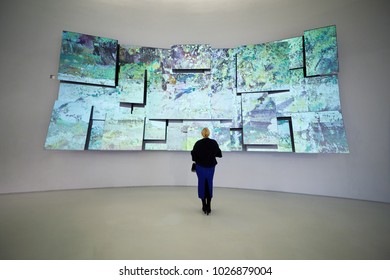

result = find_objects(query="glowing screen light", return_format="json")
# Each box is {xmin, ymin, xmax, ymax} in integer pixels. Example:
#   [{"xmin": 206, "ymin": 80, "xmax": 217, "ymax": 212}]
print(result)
[
  {"xmin": 304, "ymin": 25, "xmax": 339, "ymax": 76},
  {"xmin": 237, "ymin": 41, "xmax": 290, "ymax": 92},
  {"xmin": 58, "ymin": 31, "xmax": 117, "ymax": 86},
  {"xmin": 46, "ymin": 26, "xmax": 349, "ymax": 153},
  {"xmin": 44, "ymin": 100, "xmax": 91, "ymax": 150}
]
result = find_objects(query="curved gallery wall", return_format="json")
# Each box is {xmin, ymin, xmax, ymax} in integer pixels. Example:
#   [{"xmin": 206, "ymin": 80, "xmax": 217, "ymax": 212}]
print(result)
[{"xmin": 0, "ymin": 0, "xmax": 389, "ymax": 203}]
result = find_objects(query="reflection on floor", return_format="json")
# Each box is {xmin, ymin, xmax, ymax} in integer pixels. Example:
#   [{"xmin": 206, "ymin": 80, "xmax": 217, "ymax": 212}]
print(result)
[{"xmin": 1, "ymin": 186, "xmax": 390, "ymax": 260}]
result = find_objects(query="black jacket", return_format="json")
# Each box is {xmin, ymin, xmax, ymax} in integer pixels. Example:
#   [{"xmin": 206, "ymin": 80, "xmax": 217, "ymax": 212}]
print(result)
[{"xmin": 191, "ymin": 138, "xmax": 222, "ymax": 167}]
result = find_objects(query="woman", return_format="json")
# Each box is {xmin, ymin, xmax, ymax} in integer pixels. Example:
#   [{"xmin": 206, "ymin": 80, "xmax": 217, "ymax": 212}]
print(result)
[{"xmin": 191, "ymin": 128, "xmax": 222, "ymax": 215}]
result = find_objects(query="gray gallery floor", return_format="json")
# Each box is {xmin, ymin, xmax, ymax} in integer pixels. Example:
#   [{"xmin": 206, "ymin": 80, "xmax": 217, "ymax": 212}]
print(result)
[{"xmin": 0, "ymin": 186, "xmax": 390, "ymax": 260}]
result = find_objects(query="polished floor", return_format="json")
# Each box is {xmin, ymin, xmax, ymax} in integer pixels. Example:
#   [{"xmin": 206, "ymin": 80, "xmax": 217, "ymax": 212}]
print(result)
[{"xmin": 0, "ymin": 186, "xmax": 389, "ymax": 260}]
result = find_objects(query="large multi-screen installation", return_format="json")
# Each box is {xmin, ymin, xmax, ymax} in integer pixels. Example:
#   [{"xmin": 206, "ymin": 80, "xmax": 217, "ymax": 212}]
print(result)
[{"xmin": 45, "ymin": 26, "xmax": 349, "ymax": 153}]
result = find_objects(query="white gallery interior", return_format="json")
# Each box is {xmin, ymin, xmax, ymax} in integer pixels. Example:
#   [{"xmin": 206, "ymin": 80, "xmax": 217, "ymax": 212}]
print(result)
[{"xmin": 0, "ymin": 0, "xmax": 389, "ymax": 203}]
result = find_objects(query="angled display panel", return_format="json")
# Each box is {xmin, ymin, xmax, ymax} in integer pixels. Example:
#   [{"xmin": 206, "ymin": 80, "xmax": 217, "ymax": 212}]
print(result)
[
  {"xmin": 306, "ymin": 74, "xmax": 341, "ymax": 112},
  {"xmin": 101, "ymin": 109, "xmax": 145, "ymax": 151},
  {"xmin": 242, "ymin": 93, "xmax": 278, "ymax": 145},
  {"xmin": 58, "ymin": 31, "xmax": 117, "ymax": 86},
  {"xmin": 277, "ymin": 117, "xmax": 294, "ymax": 152},
  {"xmin": 44, "ymin": 100, "xmax": 91, "ymax": 150},
  {"xmin": 166, "ymin": 122, "xmax": 188, "ymax": 151},
  {"xmin": 144, "ymin": 120, "xmax": 167, "ymax": 141},
  {"xmin": 304, "ymin": 25, "xmax": 339, "ymax": 76},
  {"xmin": 117, "ymin": 67, "xmax": 145, "ymax": 104},
  {"xmin": 292, "ymin": 111, "xmax": 349, "ymax": 153}
]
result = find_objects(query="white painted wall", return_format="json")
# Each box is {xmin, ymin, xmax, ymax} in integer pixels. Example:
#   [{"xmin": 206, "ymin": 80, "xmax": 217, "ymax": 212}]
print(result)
[{"xmin": 0, "ymin": 0, "xmax": 389, "ymax": 202}]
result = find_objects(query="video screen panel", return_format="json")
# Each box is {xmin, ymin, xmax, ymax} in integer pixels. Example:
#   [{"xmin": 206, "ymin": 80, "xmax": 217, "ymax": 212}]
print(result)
[
  {"xmin": 166, "ymin": 122, "xmax": 188, "ymax": 151},
  {"xmin": 144, "ymin": 120, "xmax": 167, "ymax": 140},
  {"xmin": 274, "ymin": 69, "xmax": 341, "ymax": 115},
  {"xmin": 304, "ymin": 25, "xmax": 339, "ymax": 76},
  {"xmin": 117, "ymin": 64, "xmax": 145, "ymax": 104},
  {"xmin": 44, "ymin": 100, "xmax": 91, "ymax": 150},
  {"xmin": 237, "ymin": 41, "xmax": 290, "ymax": 93},
  {"xmin": 101, "ymin": 112, "xmax": 145, "ymax": 151},
  {"xmin": 292, "ymin": 111, "xmax": 349, "ymax": 153},
  {"xmin": 242, "ymin": 92, "xmax": 278, "ymax": 145},
  {"xmin": 306, "ymin": 74, "xmax": 341, "ymax": 112},
  {"xmin": 58, "ymin": 31, "xmax": 117, "ymax": 86}
]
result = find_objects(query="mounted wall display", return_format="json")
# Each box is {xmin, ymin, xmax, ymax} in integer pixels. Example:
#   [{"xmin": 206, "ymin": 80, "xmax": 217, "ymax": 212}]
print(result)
[
  {"xmin": 45, "ymin": 26, "xmax": 349, "ymax": 153},
  {"xmin": 57, "ymin": 31, "xmax": 118, "ymax": 86},
  {"xmin": 45, "ymin": 100, "xmax": 91, "ymax": 150},
  {"xmin": 304, "ymin": 25, "xmax": 339, "ymax": 76}
]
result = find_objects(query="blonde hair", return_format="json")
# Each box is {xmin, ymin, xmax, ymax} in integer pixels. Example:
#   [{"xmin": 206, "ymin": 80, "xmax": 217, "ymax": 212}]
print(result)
[{"xmin": 201, "ymin": 127, "xmax": 210, "ymax": 138}]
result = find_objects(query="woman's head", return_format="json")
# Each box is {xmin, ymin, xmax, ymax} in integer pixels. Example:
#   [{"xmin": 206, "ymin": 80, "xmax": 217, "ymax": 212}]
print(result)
[{"xmin": 201, "ymin": 127, "xmax": 210, "ymax": 138}]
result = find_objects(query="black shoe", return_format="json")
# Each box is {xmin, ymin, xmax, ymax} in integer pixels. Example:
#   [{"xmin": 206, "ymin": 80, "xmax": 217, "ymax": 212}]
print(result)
[
  {"xmin": 202, "ymin": 199, "xmax": 207, "ymax": 214},
  {"xmin": 206, "ymin": 199, "xmax": 211, "ymax": 215}
]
